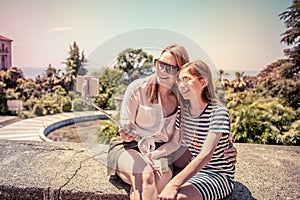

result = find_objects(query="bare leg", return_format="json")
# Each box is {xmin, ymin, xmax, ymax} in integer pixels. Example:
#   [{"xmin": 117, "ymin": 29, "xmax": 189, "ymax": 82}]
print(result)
[
  {"xmin": 117, "ymin": 149, "xmax": 171, "ymax": 200},
  {"xmin": 154, "ymin": 167, "xmax": 172, "ymax": 193},
  {"xmin": 176, "ymin": 183, "xmax": 203, "ymax": 200}
]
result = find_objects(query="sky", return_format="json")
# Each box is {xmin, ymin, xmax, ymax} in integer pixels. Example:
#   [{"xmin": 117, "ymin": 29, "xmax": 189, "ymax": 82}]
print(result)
[{"xmin": 0, "ymin": 0, "xmax": 293, "ymax": 72}]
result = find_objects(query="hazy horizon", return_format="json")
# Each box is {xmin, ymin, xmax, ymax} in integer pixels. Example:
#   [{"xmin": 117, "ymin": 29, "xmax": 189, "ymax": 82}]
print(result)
[{"xmin": 1, "ymin": 0, "xmax": 292, "ymax": 71}]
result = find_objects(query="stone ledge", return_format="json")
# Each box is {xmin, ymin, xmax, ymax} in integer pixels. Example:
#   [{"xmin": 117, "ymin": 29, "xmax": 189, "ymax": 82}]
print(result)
[
  {"xmin": 0, "ymin": 140, "xmax": 128, "ymax": 200},
  {"xmin": 0, "ymin": 140, "xmax": 299, "ymax": 200}
]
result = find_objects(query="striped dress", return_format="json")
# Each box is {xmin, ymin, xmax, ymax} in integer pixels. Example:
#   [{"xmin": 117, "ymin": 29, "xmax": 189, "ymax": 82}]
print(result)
[{"xmin": 179, "ymin": 103, "xmax": 235, "ymax": 200}]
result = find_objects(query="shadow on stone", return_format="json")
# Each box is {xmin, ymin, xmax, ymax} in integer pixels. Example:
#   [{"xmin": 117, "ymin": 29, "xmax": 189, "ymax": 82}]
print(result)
[
  {"xmin": 109, "ymin": 174, "xmax": 256, "ymax": 200},
  {"xmin": 109, "ymin": 175, "xmax": 131, "ymax": 196},
  {"xmin": 223, "ymin": 181, "xmax": 256, "ymax": 200}
]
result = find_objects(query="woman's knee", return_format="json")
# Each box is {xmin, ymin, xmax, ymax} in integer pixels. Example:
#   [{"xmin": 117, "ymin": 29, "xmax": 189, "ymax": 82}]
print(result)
[{"xmin": 134, "ymin": 171, "xmax": 156, "ymax": 185}]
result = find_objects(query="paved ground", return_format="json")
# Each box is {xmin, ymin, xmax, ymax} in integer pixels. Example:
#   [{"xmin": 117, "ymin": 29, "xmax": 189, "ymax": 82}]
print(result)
[{"xmin": 0, "ymin": 111, "xmax": 106, "ymax": 141}]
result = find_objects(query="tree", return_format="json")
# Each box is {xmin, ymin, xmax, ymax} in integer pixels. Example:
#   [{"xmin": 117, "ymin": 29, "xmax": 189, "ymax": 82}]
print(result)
[
  {"xmin": 63, "ymin": 42, "xmax": 88, "ymax": 91},
  {"xmin": 6, "ymin": 67, "xmax": 25, "ymax": 88},
  {"xmin": 94, "ymin": 48, "xmax": 154, "ymax": 110},
  {"xmin": 114, "ymin": 48, "xmax": 154, "ymax": 83},
  {"xmin": 95, "ymin": 67, "xmax": 123, "ymax": 109},
  {"xmin": 40, "ymin": 64, "xmax": 62, "ymax": 93},
  {"xmin": 279, "ymin": 0, "xmax": 300, "ymax": 78},
  {"xmin": 64, "ymin": 41, "xmax": 87, "ymax": 76}
]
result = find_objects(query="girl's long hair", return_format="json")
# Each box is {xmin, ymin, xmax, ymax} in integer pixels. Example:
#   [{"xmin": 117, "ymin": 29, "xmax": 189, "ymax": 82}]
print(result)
[{"xmin": 181, "ymin": 60, "xmax": 219, "ymax": 105}]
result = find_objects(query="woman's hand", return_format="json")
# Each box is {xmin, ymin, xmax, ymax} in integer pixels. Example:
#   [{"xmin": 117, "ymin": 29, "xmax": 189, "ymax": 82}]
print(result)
[
  {"xmin": 119, "ymin": 130, "xmax": 136, "ymax": 142},
  {"xmin": 224, "ymin": 139, "xmax": 237, "ymax": 164},
  {"xmin": 119, "ymin": 121, "xmax": 137, "ymax": 142}
]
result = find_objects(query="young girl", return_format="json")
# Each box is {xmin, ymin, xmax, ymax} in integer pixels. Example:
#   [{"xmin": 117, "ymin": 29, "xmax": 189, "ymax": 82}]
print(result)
[{"xmin": 159, "ymin": 60, "xmax": 235, "ymax": 200}]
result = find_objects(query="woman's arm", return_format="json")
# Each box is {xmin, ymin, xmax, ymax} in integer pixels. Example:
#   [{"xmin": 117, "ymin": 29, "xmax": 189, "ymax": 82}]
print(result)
[
  {"xmin": 118, "ymin": 82, "xmax": 139, "ymax": 141},
  {"xmin": 158, "ymin": 132, "xmax": 222, "ymax": 199},
  {"xmin": 224, "ymin": 138, "xmax": 237, "ymax": 164}
]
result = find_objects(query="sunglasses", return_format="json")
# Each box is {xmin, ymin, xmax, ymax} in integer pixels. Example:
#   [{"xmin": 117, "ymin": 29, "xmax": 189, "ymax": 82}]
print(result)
[{"xmin": 154, "ymin": 59, "xmax": 179, "ymax": 75}]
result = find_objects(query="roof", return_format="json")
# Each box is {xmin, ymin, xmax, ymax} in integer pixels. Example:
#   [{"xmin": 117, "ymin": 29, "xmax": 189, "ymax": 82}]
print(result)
[{"xmin": 0, "ymin": 35, "xmax": 13, "ymax": 42}]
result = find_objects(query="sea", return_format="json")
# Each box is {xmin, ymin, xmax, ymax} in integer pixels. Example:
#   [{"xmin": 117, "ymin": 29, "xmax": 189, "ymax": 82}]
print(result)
[{"xmin": 21, "ymin": 66, "xmax": 260, "ymax": 81}]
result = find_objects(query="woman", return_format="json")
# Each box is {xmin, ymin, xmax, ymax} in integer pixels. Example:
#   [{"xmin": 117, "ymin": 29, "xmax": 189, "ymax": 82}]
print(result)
[
  {"xmin": 108, "ymin": 44, "xmax": 190, "ymax": 200},
  {"xmin": 159, "ymin": 60, "xmax": 235, "ymax": 200}
]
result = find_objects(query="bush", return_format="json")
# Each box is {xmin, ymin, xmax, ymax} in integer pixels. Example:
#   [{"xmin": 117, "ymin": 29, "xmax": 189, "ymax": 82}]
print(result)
[
  {"xmin": 96, "ymin": 120, "xmax": 118, "ymax": 144},
  {"xmin": 228, "ymin": 92, "xmax": 299, "ymax": 145},
  {"xmin": 60, "ymin": 96, "xmax": 72, "ymax": 112},
  {"xmin": 72, "ymin": 98, "xmax": 92, "ymax": 111},
  {"xmin": 33, "ymin": 104, "xmax": 46, "ymax": 116},
  {"xmin": 19, "ymin": 110, "xmax": 36, "ymax": 119}
]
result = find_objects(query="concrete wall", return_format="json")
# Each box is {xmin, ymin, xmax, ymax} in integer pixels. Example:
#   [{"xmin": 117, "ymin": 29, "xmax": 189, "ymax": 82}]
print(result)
[{"xmin": 0, "ymin": 140, "xmax": 299, "ymax": 200}]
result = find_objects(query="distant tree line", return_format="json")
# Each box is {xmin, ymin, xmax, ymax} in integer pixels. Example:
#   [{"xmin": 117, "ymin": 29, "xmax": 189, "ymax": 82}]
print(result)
[{"xmin": 0, "ymin": 42, "xmax": 91, "ymax": 117}]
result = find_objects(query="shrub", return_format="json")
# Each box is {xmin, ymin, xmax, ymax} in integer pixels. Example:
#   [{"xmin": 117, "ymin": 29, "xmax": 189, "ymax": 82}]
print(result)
[
  {"xmin": 19, "ymin": 110, "xmax": 36, "ymax": 119},
  {"xmin": 72, "ymin": 98, "xmax": 92, "ymax": 111},
  {"xmin": 96, "ymin": 120, "xmax": 118, "ymax": 144},
  {"xmin": 60, "ymin": 96, "xmax": 72, "ymax": 112},
  {"xmin": 33, "ymin": 104, "xmax": 46, "ymax": 116}
]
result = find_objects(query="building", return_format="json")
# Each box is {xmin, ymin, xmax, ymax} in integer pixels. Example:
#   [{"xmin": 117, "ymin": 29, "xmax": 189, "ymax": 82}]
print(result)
[{"xmin": 0, "ymin": 35, "xmax": 13, "ymax": 70}]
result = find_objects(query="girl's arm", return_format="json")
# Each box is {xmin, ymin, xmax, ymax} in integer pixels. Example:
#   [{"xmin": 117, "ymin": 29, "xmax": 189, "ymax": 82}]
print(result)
[
  {"xmin": 158, "ymin": 131, "xmax": 222, "ymax": 199},
  {"xmin": 151, "ymin": 128, "xmax": 181, "ymax": 160}
]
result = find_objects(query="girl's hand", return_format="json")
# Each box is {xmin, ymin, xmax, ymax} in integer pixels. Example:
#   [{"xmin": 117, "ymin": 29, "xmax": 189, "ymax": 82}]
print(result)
[
  {"xmin": 224, "ymin": 139, "xmax": 237, "ymax": 164},
  {"xmin": 158, "ymin": 184, "xmax": 179, "ymax": 200},
  {"xmin": 144, "ymin": 152, "xmax": 160, "ymax": 171}
]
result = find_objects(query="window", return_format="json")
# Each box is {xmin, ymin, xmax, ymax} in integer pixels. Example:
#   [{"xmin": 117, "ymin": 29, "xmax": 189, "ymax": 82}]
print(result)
[{"xmin": 1, "ymin": 55, "xmax": 6, "ymax": 70}]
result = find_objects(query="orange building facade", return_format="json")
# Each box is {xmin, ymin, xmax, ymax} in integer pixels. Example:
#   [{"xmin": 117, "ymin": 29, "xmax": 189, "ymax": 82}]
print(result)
[{"xmin": 0, "ymin": 35, "xmax": 13, "ymax": 70}]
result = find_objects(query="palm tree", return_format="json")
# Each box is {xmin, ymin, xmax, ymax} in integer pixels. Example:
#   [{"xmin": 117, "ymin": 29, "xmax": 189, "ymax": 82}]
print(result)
[{"xmin": 231, "ymin": 71, "xmax": 247, "ymax": 92}]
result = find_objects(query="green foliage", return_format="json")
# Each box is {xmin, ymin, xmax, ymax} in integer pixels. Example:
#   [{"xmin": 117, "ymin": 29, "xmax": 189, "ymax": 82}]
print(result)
[
  {"xmin": 279, "ymin": 0, "xmax": 300, "ymax": 68},
  {"xmin": 60, "ymin": 96, "xmax": 72, "ymax": 112},
  {"xmin": 19, "ymin": 110, "xmax": 36, "ymax": 119},
  {"xmin": 72, "ymin": 98, "xmax": 91, "ymax": 111},
  {"xmin": 115, "ymin": 48, "xmax": 154, "ymax": 84},
  {"xmin": 227, "ymin": 90, "xmax": 299, "ymax": 145},
  {"xmin": 95, "ymin": 67, "xmax": 123, "ymax": 109},
  {"xmin": 94, "ymin": 48, "xmax": 154, "ymax": 110},
  {"xmin": 96, "ymin": 120, "xmax": 119, "ymax": 144},
  {"xmin": 6, "ymin": 88, "xmax": 20, "ymax": 99},
  {"xmin": 0, "ymin": 81, "xmax": 8, "ymax": 113},
  {"xmin": 65, "ymin": 41, "xmax": 88, "ymax": 75},
  {"xmin": 255, "ymin": 59, "xmax": 300, "ymax": 109},
  {"xmin": 33, "ymin": 104, "xmax": 46, "ymax": 116}
]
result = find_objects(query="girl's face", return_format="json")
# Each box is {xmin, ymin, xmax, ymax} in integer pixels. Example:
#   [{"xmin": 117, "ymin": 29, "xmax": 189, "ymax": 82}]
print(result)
[
  {"xmin": 156, "ymin": 52, "xmax": 179, "ymax": 89},
  {"xmin": 177, "ymin": 68, "xmax": 207, "ymax": 101}
]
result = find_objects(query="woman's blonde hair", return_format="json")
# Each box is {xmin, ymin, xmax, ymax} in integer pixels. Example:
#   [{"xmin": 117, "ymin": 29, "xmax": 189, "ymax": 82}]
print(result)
[{"xmin": 146, "ymin": 44, "xmax": 190, "ymax": 104}]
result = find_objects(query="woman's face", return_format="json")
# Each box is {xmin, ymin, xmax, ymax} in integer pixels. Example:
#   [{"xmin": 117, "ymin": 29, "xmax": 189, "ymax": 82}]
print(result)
[
  {"xmin": 177, "ymin": 68, "xmax": 206, "ymax": 101},
  {"xmin": 156, "ymin": 51, "xmax": 179, "ymax": 89}
]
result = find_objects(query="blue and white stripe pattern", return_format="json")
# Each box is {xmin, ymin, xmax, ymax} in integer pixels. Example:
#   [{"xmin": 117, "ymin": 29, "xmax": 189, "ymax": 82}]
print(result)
[{"xmin": 180, "ymin": 103, "xmax": 235, "ymax": 200}]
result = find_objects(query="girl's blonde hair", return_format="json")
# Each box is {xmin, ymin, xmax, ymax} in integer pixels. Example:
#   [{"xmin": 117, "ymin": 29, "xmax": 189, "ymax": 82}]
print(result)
[{"xmin": 181, "ymin": 60, "xmax": 218, "ymax": 104}]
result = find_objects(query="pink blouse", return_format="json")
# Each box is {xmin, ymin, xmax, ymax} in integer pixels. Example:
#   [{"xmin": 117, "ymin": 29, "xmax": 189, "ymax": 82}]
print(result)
[{"xmin": 120, "ymin": 76, "xmax": 178, "ymax": 142}]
